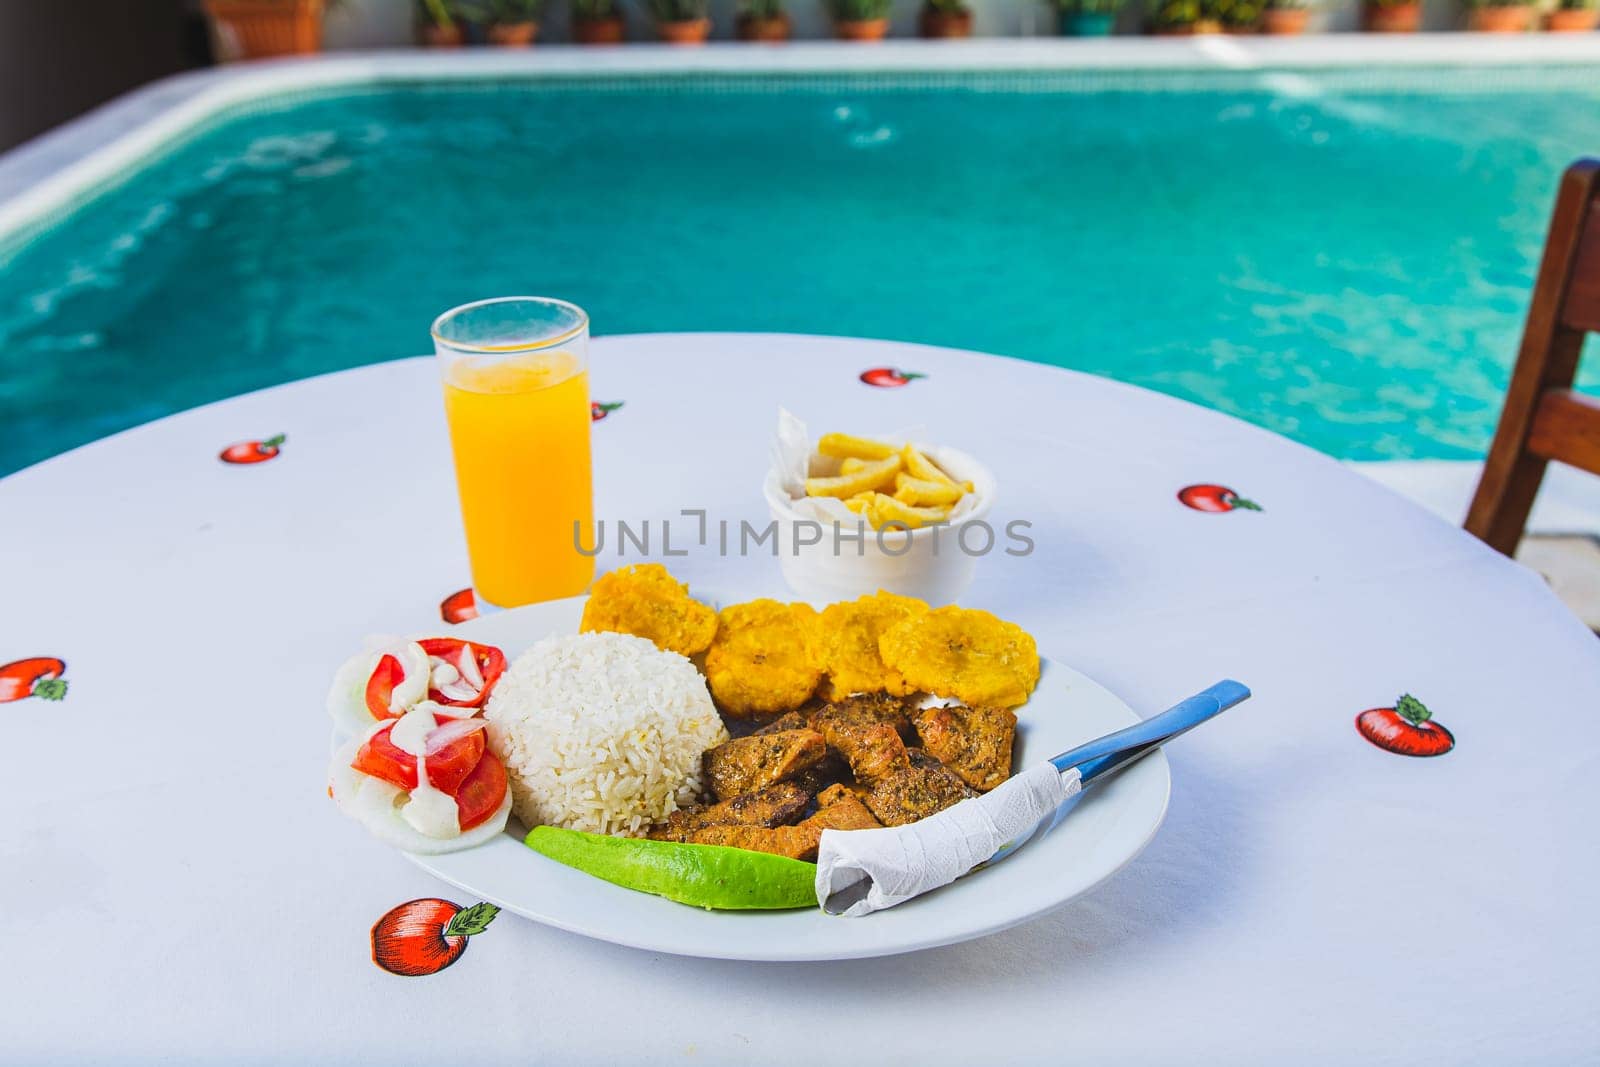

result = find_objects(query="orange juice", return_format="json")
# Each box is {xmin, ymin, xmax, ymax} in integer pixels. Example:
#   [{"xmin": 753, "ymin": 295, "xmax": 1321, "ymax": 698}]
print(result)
[{"xmin": 442, "ymin": 350, "xmax": 595, "ymax": 607}]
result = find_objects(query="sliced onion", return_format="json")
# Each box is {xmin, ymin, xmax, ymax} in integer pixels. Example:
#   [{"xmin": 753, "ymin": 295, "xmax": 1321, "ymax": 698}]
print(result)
[
  {"xmin": 425, "ymin": 716, "xmax": 487, "ymax": 754},
  {"xmin": 457, "ymin": 644, "xmax": 485, "ymax": 690},
  {"xmin": 436, "ymin": 678, "xmax": 481, "ymax": 703}
]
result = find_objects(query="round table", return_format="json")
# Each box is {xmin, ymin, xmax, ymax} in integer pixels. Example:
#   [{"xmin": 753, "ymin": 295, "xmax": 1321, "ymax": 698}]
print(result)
[{"xmin": 4, "ymin": 333, "xmax": 1597, "ymax": 1063}]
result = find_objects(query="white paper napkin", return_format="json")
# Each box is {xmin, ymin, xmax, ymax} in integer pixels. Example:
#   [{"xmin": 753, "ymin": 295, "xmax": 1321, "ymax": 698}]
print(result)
[{"xmin": 814, "ymin": 762, "xmax": 1081, "ymax": 916}]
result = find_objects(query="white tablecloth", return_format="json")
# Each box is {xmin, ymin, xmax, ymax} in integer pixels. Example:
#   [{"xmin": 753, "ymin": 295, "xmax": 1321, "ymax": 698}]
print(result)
[{"xmin": 3, "ymin": 333, "xmax": 1597, "ymax": 1064}]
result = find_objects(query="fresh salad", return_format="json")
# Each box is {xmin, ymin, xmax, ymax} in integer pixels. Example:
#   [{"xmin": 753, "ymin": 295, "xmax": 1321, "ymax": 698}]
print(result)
[{"xmin": 327, "ymin": 637, "xmax": 512, "ymax": 854}]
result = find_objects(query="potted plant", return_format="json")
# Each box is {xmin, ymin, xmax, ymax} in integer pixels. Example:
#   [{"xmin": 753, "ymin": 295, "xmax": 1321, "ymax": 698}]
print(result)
[
  {"xmin": 572, "ymin": 0, "xmax": 626, "ymax": 40},
  {"xmin": 1465, "ymin": 0, "xmax": 1532, "ymax": 29},
  {"xmin": 1214, "ymin": 0, "xmax": 1263, "ymax": 30},
  {"xmin": 1546, "ymin": 0, "xmax": 1598, "ymax": 29},
  {"xmin": 737, "ymin": 0, "xmax": 792, "ymax": 38},
  {"xmin": 649, "ymin": 0, "xmax": 713, "ymax": 40},
  {"xmin": 826, "ymin": 0, "xmax": 894, "ymax": 39},
  {"xmin": 1149, "ymin": 0, "xmax": 1218, "ymax": 31},
  {"xmin": 1261, "ymin": 0, "xmax": 1311, "ymax": 31},
  {"xmin": 203, "ymin": 0, "xmax": 328, "ymax": 60},
  {"xmin": 920, "ymin": 0, "xmax": 974, "ymax": 35},
  {"xmin": 1056, "ymin": 0, "xmax": 1123, "ymax": 34},
  {"xmin": 1361, "ymin": 0, "xmax": 1421, "ymax": 28},
  {"xmin": 487, "ymin": 0, "xmax": 544, "ymax": 41},
  {"xmin": 417, "ymin": 0, "xmax": 467, "ymax": 44}
]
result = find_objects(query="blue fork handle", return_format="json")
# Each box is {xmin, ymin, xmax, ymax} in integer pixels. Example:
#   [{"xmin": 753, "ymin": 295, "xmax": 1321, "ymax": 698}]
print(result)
[{"xmin": 1051, "ymin": 679, "xmax": 1252, "ymax": 786}]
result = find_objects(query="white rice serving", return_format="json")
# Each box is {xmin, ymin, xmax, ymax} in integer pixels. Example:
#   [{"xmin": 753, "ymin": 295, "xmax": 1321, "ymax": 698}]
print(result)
[{"xmin": 484, "ymin": 631, "xmax": 728, "ymax": 836}]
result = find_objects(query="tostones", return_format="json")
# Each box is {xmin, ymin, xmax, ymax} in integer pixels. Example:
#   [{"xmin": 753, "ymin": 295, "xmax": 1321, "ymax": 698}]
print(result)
[
  {"xmin": 878, "ymin": 605, "xmax": 1040, "ymax": 708},
  {"xmin": 703, "ymin": 599, "xmax": 822, "ymax": 718},
  {"xmin": 812, "ymin": 591, "xmax": 929, "ymax": 699},
  {"xmin": 578, "ymin": 564, "xmax": 717, "ymax": 657}
]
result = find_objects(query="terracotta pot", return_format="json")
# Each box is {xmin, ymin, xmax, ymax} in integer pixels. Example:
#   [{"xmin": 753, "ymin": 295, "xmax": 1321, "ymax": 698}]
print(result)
[
  {"xmin": 1545, "ymin": 6, "xmax": 1599, "ymax": 29},
  {"xmin": 1468, "ymin": 4, "xmax": 1531, "ymax": 29},
  {"xmin": 418, "ymin": 22, "xmax": 466, "ymax": 46},
  {"xmin": 657, "ymin": 15, "xmax": 711, "ymax": 40},
  {"xmin": 1362, "ymin": 1, "xmax": 1421, "ymax": 29},
  {"xmin": 488, "ymin": 21, "xmax": 539, "ymax": 44},
  {"xmin": 919, "ymin": 7, "xmax": 974, "ymax": 34},
  {"xmin": 737, "ymin": 12, "xmax": 792, "ymax": 37},
  {"xmin": 204, "ymin": 0, "xmax": 323, "ymax": 60},
  {"xmin": 573, "ymin": 14, "xmax": 626, "ymax": 41},
  {"xmin": 835, "ymin": 16, "xmax": 891, "ymax": 37},
  {"xmin": 1261, "ymin": 6, "xmax": 1310, "ymax": 31}
]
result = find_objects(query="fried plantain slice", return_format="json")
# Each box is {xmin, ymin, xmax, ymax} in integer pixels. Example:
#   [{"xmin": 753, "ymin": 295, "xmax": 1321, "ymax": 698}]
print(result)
[
  {"xmin": 703, "ymin": 599, "xmax": 823, "ymax": 718},
  {"xmin": 579, "ymin": 564, "xmax": 718, "ymax": 657},
  {"xmin": 878, "ymin": 605, "xmax": 1041, "ymax": 708},
  {"xmin": 811, "ymin": 592, "xmax": 929, "ymax": 700}
]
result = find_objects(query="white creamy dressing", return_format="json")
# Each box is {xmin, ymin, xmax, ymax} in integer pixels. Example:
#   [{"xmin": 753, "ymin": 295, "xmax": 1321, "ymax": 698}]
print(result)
[
  {"xmin": 428, "ymin": 643, "xmax": 483, "ymax": 704},
  {"xmin": 389, "ymin": 701, "xmax": 461, "ymax": 839}
]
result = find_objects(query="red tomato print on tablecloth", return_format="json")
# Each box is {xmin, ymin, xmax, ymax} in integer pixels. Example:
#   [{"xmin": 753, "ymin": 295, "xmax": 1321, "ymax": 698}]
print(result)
[
  {"xmin": 219, "ymin": 433, "xmax": 285, "ymax": 465},
  {"xmin": 859, "ymin": 367, "xmax": 924, "ymax": 389},
  {"xmin": 440, "ymin": 588, "xmax": 479, "ymax": 625},
  {"xmin": 591, "ymin": 401, "xmax": 623, "ymax": 422},
  {"xmin": 0, "ymin": 657, "xmax": 67, "ymax": 702},
  {"xmin": 372, "ymin": 899, "xmax": 499, "ymax": 977},
  {"xmin": 1178, "ymin": 484, "xmax": 1262, "ymax": 513},
  {"xmin": 1356, "ymin": 694, "xmax": 1455, "ymax": 758}
]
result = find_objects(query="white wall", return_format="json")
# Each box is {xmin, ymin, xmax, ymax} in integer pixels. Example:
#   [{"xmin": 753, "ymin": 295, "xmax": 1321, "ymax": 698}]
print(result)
[{"xmin": 321, "ymin": 0, "xmax": 1475, "ymax": 48}]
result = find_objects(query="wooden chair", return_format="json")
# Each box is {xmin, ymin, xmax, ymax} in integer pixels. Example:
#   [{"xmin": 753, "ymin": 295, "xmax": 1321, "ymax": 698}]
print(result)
[{"xmin": 1465, "ymin": 159, "xmax": 1600, "ymax": 557}]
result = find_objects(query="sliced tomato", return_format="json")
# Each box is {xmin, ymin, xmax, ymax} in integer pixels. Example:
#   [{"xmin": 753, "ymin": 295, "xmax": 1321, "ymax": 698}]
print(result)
[
  {"xmin": 351, "ymin": 721, "xmax": 486, "ymax": 795},
  {"xmin": 454, "ymin": 750, "xmax": 508, "ymax": 831},
  {"xmin": 364, "ymin": 654, "xmax": 406, "ymax": 720},
  {"xmin": 419, "ymin": 638, "xmax": 506, "ymax": 709}
]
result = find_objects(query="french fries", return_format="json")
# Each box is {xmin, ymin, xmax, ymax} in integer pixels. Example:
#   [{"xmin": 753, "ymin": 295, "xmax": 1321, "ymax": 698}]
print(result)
[
  {"xmin": 893, "ymin": 473, "xmax": 964, "ymax": 507},
  {"xmin": 803, "ymin": 430, "xmax": 977, "ymax": 530},
  {"xmin": 865, "ymin": 493, "xmax": 952, "ymax": 530},
  {"xmin": 817, "ymin": 433, "xmax": 898, "ymax": 461},
  {"xmin": 804, "ymin": 455, "xmax": 901, "ymax": 499}
]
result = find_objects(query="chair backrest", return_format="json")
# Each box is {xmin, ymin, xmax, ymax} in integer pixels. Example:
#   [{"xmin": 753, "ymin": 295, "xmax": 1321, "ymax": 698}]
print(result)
[{"xmin": 1464, "ymin": 159, "xmax": 1600, "ymax": 556}]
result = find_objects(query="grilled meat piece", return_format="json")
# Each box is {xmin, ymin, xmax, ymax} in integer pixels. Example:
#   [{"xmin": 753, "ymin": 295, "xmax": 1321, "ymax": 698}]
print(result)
[
  {"xmin": 688, "ymin": 785, "xmax": 884, "ymax": 861},
  {"xmin": 867, "ymin": 749, "xmax": 978, "ymax": 827},
  {"xmin": 808, "ymin": 692, "xmax": 914, "ymax": 741},
  {"xmin": 702, "ymin": 728, "xmax": 828, "ymax": 801},
  {"xmin": 912, "ymin": 703, "xmax": 1017, "ymax": 792},
  {"xmin": 752, "ymin": 711, "xmax": 809, "ymax": 736},
  {"xmin": 686, "ymin": 823, "xmax": 822, "ymax": 861},
  {"xmin": 647, "ymin": 782, "xmax": 810, "ymax": 842},
  {"xmin": 819, "ymin": 720, "xmax": 976, "ymax": 827},
  {"xmin": 804, "ymin": 783, "xmax": 882, "ymax": 831},
  {"xmin": 816, "ymin": 720, "xmax": 909, "ymax": 787}
]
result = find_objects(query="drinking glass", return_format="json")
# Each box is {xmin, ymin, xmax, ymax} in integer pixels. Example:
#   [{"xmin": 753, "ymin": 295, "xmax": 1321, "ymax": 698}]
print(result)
[{"xmin": 432, "ymin": 297, "xmax": 595, "ymax": 608}]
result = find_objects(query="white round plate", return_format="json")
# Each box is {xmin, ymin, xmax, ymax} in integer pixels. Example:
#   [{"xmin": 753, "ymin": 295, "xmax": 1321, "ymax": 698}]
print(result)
[{"xmin": 378, "ymin": 594, "xmax": 1171, "ymax": 961}]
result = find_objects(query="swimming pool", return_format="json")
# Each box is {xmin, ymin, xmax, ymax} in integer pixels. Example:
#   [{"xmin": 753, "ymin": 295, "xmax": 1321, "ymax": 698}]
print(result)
[{"xmin": 3, "ymin": 56, "xmax": 1599, "ymax": 476}]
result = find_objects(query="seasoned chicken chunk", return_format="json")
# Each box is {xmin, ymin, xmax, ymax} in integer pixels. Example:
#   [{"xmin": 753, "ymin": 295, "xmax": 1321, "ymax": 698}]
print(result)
[
  {"xmin": 867, "ymin": 749, "xmax": 977, "ymax": 827},
  {"xmin": 647, "ymin": 782, "xmax": 810, "ymax": 842},
  {"xmin": 688, "ymin": 786, "xmax": 883, "ymax": 861},
  {"xmin": 819, "ymin": 720, "xmax": 976, "ymax": 827},
  {"xmin": 702, "ymin": 728, "xmax": 827, "ymax": 801},
  {"xmin": 912, "ymin": 703, "xmax": 1017, "ymax": 792},
  {"xmin": 803, "ymin": 783, "xmax": 882, "ymax": 832},
  {"xmin": 686, "ymin": 823, "xmax": 822, "ymax": 861},
  {"xmin": 808, "ymin": 692, "xmax": 914, "ymax": 741},
  {"xmin": 816, "ymin": 720, "xmax": 908, "ymax": 787},
  {"xmin": 752, "ymin": 711, "xmax": 809, "ymax": 736}
]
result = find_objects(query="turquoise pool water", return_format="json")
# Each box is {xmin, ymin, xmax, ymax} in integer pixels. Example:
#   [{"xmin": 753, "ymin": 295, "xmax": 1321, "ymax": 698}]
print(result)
[{"xmin": 3, "ymin": 69, "xmax": 1599, "ymax": 475}]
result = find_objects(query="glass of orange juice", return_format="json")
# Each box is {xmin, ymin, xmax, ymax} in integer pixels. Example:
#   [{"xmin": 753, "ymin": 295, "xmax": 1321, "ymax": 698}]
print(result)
[{"xmin": 431, "ymin": 297, "xmax": 595, "ymax": 609}]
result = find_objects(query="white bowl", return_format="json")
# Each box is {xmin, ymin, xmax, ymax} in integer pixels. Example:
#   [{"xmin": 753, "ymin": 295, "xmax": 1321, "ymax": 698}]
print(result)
[{"xmin": 763, "ymin": 445, "xmax": 997, "ymax": 606}]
